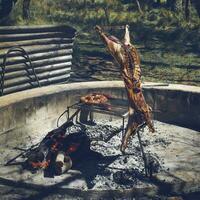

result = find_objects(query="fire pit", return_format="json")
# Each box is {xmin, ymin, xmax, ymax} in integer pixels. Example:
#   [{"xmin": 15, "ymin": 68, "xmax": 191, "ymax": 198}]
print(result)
[{"xmin": 0, "ymin": 81, "xmax": 200, "ymax": 199}]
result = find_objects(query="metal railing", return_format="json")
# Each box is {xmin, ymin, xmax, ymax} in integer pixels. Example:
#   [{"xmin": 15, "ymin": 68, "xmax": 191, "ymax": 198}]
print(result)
[{"xmin": 0, "ymin": 46, "xmax": 40, "ymax": 96}]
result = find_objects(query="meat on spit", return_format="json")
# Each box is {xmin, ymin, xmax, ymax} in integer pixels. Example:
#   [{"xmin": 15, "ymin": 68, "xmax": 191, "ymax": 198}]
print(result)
[{"xmin": 95, "ymin": 25, "xmax": 155, "ymax": 153}]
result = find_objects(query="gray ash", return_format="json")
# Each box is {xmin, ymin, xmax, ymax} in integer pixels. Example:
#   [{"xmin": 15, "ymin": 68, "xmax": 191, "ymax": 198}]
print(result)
[
  {"xmin": 69, "ymin": 121, "xmax": 165, "ymax": 189},
  {"xmin": 154, "ymin": 138, "xmax": 171, "ymax": 147},
  {"xmin": 3, "ymin": 120, "xmax": 170, "ymax": 190}
]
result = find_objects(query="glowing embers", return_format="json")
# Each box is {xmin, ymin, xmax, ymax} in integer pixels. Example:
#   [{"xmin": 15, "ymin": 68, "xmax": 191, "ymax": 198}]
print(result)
[{"xmin": 6, "ymin": 121, "xmax": 91, "ymax": 177}]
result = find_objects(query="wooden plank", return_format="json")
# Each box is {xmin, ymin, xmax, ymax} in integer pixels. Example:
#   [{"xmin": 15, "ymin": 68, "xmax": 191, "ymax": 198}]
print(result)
[
  {"xmin": 0, "ymin": 25, "xmax": 76, "ymax": 95},
  {"xmin": 0, "ymin": 25, "xmax": 76, "ymax": 35},
  {"xmin": 0, "ymin": 48, "xmax": 73, "ymax": 63},
  {"xmin": 3, "ymin": 68, "xmax": 71, "ymax": 88},
  {"xmin": 3, "ymin": 84, "xmax": 33, "ymax": 95},
  {"xmin": 2, "ymin": 63, "xmax": 72, "ymax": 80},
  {"xmin": 0, "ymin": 51, "xmax": 72, "ymax": 67},
  {"xmin": 0, "ymin": 38, "xmax": 74, "ymax": 50},
  {"xmin": 0, "ymin": 43, "xmax": 73, "ymax": 59},
  {"xmin": 0, "ymin": 58, "xmax": 72, "ymax": 73},
  {"xmin": 3, "ymin": 74, "xmax": 70, "ymax": 95},
  {"xmin": 0, "ymin": 32, "xmax": 75, "ymax": 42},
  {"xmin": 0, "ymin": 57, "xmax": 72, "ymax": 73},
  {"xmin": 0, "ymin": 48, "xmax": 72, "ymax": 63}
]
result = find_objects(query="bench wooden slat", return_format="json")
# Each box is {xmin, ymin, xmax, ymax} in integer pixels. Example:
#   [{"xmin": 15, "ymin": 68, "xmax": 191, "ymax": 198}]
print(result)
[
  {"xmin": 0, "ymin": 44, "xmax": 73, "ymax": 59},
  {"xmin": 0, "ymin": 32, "xmax": 75, "ymax": 42},
  {"xmin": 0, "ymin": 25, "xmax": 76, "ymax": 35},
  {"xmin": 3, "ymin": 68, "xmax": 71, "ymax": 88},
  {"xmin": 3, "ymin": 74, "xmax": 70, "ymax": 95},
  {"xmin": 0, "ymin": 58, "xmax": 72, "ymax": 73},
  {"xmin": 0, "ymin": 51, "xmax": 72, "ymax": 67},
  {"xmin": 0, "ymin": 38, "xmax": 74, "ymax": 50},
  {"xmin": 0, "ymin": 25, "xmax": 76, "ymax": 95},
  {"xmin": 1, "ymin": 62, "xmax": 72, "ymax": 80}
]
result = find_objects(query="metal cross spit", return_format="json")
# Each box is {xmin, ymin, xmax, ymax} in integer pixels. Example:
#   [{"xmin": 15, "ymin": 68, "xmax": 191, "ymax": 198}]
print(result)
[
  {"xmin": 66, "ymin": 100, "xmax": 153, "ymax": 177},
  {"xmin": 5, "ymin": 100, "xmax": 154, "ymax": 178}
]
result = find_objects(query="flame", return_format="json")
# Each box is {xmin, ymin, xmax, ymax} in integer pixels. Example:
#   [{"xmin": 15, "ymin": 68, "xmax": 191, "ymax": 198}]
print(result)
[
  {"xmin": 51, "ymin": 142, "xmax": 59, "ymax": 151},
  {"xmin": 30, "ymin": 160, "xmax": 50, "ymax": 169},
  {"xmin": 66, "ymin": 143, "xmax": 80, "ymax": 154}
]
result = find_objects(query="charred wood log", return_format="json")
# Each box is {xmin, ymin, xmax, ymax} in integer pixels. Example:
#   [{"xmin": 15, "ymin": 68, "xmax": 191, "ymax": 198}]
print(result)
[
  {"xmin": 21, "ymin": 120, "xmax": 91, "ymax": 177},
  {"xmin": 55, "ymin": 153, "xmax": 72, "ymax": 175}
]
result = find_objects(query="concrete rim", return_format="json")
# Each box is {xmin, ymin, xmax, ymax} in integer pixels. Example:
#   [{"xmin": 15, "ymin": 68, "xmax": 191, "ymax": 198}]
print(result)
[{"xmin": 1, "ymin": 81, "xmax": 200, "ymax": 108}]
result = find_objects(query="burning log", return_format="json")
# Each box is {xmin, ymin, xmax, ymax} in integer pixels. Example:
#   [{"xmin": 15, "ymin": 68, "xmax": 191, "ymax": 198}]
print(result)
[
  {"xmin": 6, "ymin": 120, "xmax": 91, "ymax": 177},
  {"xmin": 55, "ymin": 152, "xmax": 72, "ymax": 175}
]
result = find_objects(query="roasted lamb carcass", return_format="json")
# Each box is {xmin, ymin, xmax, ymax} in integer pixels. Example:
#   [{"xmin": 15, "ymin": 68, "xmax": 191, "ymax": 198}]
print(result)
[{"xmin": 95, "ymin": 25, "xmax": 155, "ymax": 153}]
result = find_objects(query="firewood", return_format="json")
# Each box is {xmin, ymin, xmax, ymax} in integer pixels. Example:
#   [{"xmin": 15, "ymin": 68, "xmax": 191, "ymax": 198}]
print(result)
[{"xmin": 55, "ymin": 152, "xmax": 72, "ymax": 175}]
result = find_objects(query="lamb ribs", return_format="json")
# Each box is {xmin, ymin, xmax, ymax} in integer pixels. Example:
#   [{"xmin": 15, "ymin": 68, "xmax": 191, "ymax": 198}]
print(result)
[{"xmin": 95, "ymin": 25, "xmax": 155, "ymax": 153}]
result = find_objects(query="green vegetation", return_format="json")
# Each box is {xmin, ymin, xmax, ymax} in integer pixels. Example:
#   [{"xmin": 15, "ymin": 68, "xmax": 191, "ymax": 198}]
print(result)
[{"xmin": 2, "ymin": 0, "xmax": 200, "ymax": 85}]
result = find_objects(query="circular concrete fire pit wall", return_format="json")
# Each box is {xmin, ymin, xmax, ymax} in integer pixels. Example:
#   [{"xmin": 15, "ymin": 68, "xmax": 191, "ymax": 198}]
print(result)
[
  {"xmin": 144, "ymin": 85, "xmax": 200, "ymax": 131},
  {"xmin": 0, "ymin": 81, "xmax": 200, "ymax": 199},
  {"xmin": 0, "ymin": 81, "xmax": 127, "ymax": 147},
  {"xmin": 0, "ymin": 81, "xmax": 199, "ymax": 146}
]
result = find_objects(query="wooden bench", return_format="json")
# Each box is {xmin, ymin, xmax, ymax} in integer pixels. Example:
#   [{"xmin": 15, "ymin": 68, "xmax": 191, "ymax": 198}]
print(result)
[{"xmin": 0, "ymin": 25, "xmax": 76, "ymax": 96}]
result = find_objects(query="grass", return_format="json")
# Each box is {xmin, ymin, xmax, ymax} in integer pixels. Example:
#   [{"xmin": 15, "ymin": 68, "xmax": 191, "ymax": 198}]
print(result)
[{"xmin": 2, "ymin": 0, "xmax": 200, "ymax": 86}]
